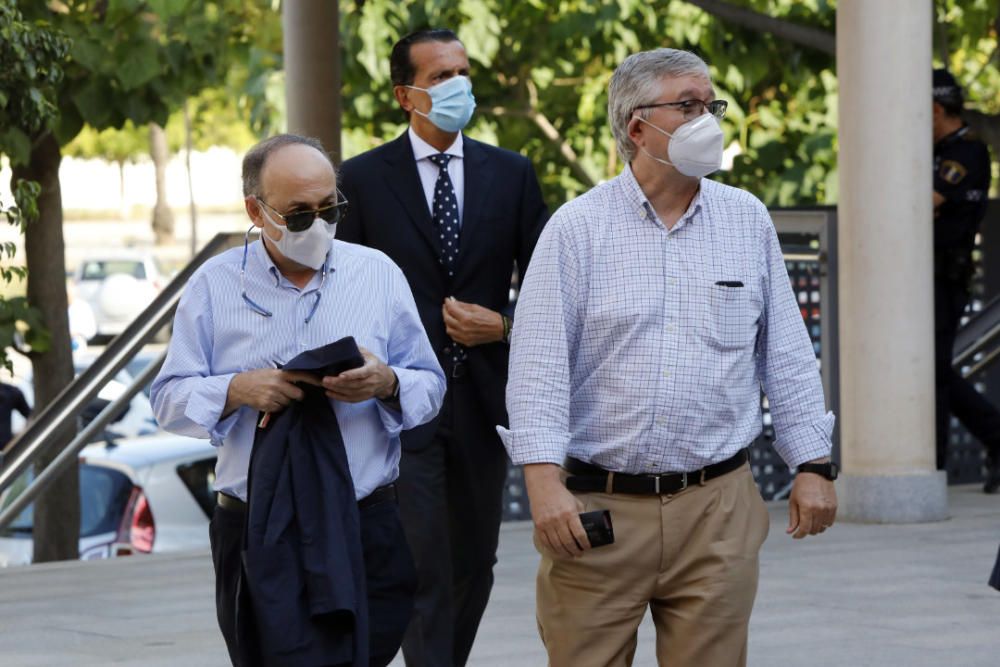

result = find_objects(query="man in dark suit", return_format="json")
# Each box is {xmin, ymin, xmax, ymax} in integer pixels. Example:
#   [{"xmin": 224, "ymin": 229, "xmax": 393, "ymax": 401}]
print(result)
[{"xmin": 337, "ymin": 28, "xmax": 548, "ymax": 667}]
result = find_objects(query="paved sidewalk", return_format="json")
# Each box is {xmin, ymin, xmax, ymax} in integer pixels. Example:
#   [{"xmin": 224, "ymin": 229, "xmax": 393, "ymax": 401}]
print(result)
[{"xmin": 1, "ymin": 486, "xmax": 998, "ymax": 666}]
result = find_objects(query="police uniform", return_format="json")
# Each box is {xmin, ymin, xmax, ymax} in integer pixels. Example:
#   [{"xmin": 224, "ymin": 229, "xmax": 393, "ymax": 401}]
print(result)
[{"xmin": 932, "ymin": 123, "xmax": 1000, "ymax": 487}]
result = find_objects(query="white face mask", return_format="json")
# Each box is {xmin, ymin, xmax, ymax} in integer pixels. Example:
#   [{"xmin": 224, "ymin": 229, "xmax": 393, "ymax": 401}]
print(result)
[
  {"xmin": 260, "ymin": 207, "xmax": 334, "ymax": 270},
  {"xmin": 636, "ymin": 113, "xmax": 724, "ymax": 178}
]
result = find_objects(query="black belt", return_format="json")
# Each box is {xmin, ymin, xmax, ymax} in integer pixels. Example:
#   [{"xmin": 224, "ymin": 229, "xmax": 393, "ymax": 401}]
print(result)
[
  {"xmin": 216, "ymin": 483, "xmax": 397, "ymax": 513},
  {"xmin": 565, "ymin": 448, "xmax": 748, "ymax": 495}
]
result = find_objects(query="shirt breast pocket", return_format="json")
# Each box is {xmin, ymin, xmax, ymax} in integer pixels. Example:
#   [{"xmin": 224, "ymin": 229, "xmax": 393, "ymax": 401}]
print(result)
[{"xmin": 702, "ymin": 283, "xmax": 758, "ymax": 351}]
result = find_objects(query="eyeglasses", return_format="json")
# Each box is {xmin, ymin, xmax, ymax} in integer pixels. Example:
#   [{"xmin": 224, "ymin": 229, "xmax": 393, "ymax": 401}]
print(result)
[
  {"xmin": 634, "ymin": 99, "xmax": 728, "ymax": 121},
  {"xmin": 255, "ymin": 193, "xmax": 349, "ymax": 232},
  {"xmin": 240, "ymin": 226, "xmax": 327, "ymax": 323}
]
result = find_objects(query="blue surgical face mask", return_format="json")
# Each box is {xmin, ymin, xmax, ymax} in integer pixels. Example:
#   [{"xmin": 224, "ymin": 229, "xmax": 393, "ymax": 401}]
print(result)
[{"xmin": 407, "ymin": 76, "xmax": 476, "ymax": 133}]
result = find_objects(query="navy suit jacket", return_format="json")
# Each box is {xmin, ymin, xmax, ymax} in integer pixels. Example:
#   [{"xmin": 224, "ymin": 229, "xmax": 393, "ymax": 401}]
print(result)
[
  {"xmin": 241, "ymin": 338, "xmax": 368, "ymax": 667},
  {"xmin": 337, "ymin": 132, "xmax": 548, "ymax": 451}
]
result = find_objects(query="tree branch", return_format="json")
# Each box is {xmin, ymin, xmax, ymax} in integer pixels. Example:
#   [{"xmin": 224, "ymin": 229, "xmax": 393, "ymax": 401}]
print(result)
[
  {"xmin": 684, "ymin": 0, "xmax": 835, "ymax": 56},
  {"xmin": 484, "ymin": 105, "xmax": 597, "ymax": 188}
]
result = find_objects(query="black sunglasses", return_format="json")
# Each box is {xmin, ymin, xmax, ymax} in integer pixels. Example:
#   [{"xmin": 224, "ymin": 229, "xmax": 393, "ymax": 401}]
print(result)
[{"xmin": 256, "ymin": 194, "xmax": 349, "ymax": 232}]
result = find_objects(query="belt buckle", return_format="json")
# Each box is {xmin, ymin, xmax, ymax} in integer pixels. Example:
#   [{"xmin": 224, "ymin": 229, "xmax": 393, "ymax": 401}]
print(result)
[{"xmin": 678, "ymin": 472, "xmax": 688, "ymax": 492}]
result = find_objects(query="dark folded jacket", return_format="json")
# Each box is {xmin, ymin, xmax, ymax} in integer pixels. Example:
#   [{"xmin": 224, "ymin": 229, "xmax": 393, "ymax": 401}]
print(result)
[{"xmin": 238, "ymin": 337, "xmax": 368, "ymax": 667}]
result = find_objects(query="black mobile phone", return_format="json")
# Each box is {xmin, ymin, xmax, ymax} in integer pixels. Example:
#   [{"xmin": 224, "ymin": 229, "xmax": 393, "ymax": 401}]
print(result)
[{"xmin": 579, "ymin": 509, "xmax": 614, "ymax": 548}]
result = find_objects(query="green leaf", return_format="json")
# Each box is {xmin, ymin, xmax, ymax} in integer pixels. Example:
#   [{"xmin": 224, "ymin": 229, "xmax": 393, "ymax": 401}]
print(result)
[
  {"xmin": 117, "ymin": 42, "xmax": 163, "ymax": 91},
  {"xmin": 0, "ymin": 127, "xmax": 32, "ymax": 166},
  {"xmin": 72, "ymin": 80, "xmax": 117, "ymax": 128}
]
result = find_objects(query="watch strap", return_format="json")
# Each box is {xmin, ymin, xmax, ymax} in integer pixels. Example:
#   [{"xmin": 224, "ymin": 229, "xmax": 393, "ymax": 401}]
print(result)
[{"xmin": 797, "ymin": 461, "xmax": 838, "ymax": 480}]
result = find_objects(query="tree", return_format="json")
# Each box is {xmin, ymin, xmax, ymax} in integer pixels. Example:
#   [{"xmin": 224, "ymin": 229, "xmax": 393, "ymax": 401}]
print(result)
[
  {"xmin": 0, "ymin": 4, "xmax": 63, "ymax": 372},
  {"xmin": 337, "ymin": 0, "xmax": 841, "ymax": 212},
  {"xmin": 12, "ymin": 0, "xmax": 271, "ymax": 563},
  {"xmin": 63, "ymin": 121, "xmax": 147, "ymax": 219},
  {"xmin": 149, "ymin": 122, "xmax": 174, "ymax": 244},
  {"xmin": 1, "ymin": 2, "xmax": 71, "ymax": 562}
]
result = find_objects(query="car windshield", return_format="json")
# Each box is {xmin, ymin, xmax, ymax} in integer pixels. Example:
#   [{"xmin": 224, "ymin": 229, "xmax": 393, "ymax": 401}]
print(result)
[
  {"xmin": 0, "ymin": 464, "xmax": 133, "ymax": 538},
  {"xmin": 79, "ymin": 260, "xmax": 146, "ymax": 281}
]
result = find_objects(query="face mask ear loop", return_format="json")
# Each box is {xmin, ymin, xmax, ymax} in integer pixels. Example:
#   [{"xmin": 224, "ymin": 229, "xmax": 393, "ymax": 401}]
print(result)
[{"xmin": 633, "ymin": 115, "xmax": 676, "ymax": 168}]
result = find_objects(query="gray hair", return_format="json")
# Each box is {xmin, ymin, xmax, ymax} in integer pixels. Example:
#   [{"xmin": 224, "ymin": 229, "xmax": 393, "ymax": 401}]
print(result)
[
  {"xmin": 241, "ymin": 133, "xmax": 334, "ymax": 198},
  {"xmin": 608, "ymin": 49, "xmax": 711, "ymax": 163}
]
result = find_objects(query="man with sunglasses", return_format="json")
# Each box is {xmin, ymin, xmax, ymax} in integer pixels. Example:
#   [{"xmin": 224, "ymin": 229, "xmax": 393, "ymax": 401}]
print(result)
[
  {"xmin": 336, "ymin": 29, "xmax": 548, "ymax": 667},
  {"xmin": 499, "ymin": 49, "xmax": 837, "ymax": 665},
  {"xmin": 151, "ymin": 133, "xmax": 446, "ymax": 666}
]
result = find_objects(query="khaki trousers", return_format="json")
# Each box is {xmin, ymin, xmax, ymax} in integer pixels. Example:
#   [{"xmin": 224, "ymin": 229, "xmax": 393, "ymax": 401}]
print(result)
[{"xmin": 536, "ymin": 463, "xmax": 770, "ymax": 667}]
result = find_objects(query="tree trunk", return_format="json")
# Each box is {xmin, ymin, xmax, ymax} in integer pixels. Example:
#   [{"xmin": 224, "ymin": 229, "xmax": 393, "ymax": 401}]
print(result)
[
  {"xmin": 149, "ymin": 122, "xmax": 174, "ymax": 245},
  {"xmin": 118, "ymin": 160, "xmax": 127, "ymax": 220},
  {"xmin": 12, "ymin": 132, "xmax": 79, "ymax": 564}
]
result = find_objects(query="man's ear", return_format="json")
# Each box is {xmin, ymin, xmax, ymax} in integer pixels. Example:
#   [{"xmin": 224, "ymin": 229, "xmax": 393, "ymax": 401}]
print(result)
[
  {"xmin": 394, "ymin": 85, "xmax": 413, "ymax": 113},
  {"xmin": 627, "ymin": 115, "xmax": 645, "ymax": 148},
  {"xmin": 245, "ymin": 196, "xmax": 264, "ymax": 229}
]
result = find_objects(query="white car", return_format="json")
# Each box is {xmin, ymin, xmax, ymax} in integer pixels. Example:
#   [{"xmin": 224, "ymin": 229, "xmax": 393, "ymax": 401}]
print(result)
[
  {"xmin": 73, "ymin": 251, "xmax": 168, "ymax": 340},
  {"xmin": 0, "ymin": 433, "xmax": 217, "ymax": 567}
]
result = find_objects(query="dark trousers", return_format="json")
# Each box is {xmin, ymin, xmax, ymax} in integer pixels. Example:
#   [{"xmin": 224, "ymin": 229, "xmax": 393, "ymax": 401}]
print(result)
[
  {"xmin": 209, "ymin": 496, "xmax": 417, "ymax": 667},
  {"xmin": 398, "ymin": 382, "xmax": 509, "ymax": 667},
  {"xmin": 934, "ymin": 279, "xmax": 1000, "ymax": 469}
]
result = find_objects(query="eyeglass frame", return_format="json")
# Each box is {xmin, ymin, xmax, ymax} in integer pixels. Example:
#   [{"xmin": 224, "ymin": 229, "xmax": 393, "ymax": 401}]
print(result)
[
  {"xmin": 240, "ymin": 225, "xmax": 327, "ymax": 324},
  {"xmin": 255, "ymin": 192, "xmax": 350, "ymax": 232},
  {"xmin": 633, "ymin": 98, "xmax": 728, "ymax": 121}
]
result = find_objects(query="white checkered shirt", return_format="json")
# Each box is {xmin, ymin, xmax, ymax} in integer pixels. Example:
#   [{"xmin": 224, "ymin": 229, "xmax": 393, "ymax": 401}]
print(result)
[{"xmin": 498, "ymin": 165, "xmax": 834, "ymax": 473}]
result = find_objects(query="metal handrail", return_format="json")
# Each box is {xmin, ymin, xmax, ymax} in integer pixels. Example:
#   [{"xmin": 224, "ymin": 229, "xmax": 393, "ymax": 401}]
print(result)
[
  {"xmin": 0, "ymin": 351, "xmax": 165, "ymax": 530},
  {"xmin": 953, "ymin": 294, "xmax": 1000, "ymax": 377},
  {"xmin": 0, "ymin": 232, "xmax": 243, "ymax": 502}
]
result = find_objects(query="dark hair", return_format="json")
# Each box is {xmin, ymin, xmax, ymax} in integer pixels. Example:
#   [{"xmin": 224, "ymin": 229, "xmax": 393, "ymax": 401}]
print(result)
[
  {"xmin": 932, "ymin": 68, "xmax": 964, "ymax": 117},
  {"xmin": 389, "ymin": 28, "xmax": 461, "ymax": 87},
  {"xmin": 241, "ymin": 134, "xmax": 334, "ymax": 198}
]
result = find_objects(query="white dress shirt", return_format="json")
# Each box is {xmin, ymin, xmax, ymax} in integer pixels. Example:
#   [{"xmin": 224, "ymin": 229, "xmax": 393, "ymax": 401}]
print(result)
[{"xmin": 409, "ymin": 126, "xmax": 465, "ymax": 227}]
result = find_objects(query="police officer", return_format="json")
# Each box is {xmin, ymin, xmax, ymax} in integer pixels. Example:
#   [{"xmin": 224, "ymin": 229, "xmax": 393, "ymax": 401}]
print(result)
[{"xmin": 932, "ymin": 68, "xmax": 1000, "ymax": 493}]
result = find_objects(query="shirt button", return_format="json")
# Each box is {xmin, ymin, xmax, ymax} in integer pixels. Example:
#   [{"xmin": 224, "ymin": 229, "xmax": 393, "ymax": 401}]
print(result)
[
  {"xmin": 666, "ymin": 323, "xmax": 675, "ymax": 332},
  {"xmin": 669, "ymin": 278, "xmax": 677, "ymax": 286},
  {"xmin": 662, "ymin": 370, "xmax": 670, "ymax": 378},
  {"xmin": 655, "ymin": 417, "xmax": 666, "ymax": 426}
]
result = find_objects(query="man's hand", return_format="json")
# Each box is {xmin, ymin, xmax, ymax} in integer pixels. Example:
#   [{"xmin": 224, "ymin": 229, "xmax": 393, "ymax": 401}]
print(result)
[
  {"xmin": 523, "ymin": 463, "xmax": 591, "ymax": 559},
  {"xmin": 787, "ymin": 459, "xmax": 838, "ymax": 539},
  {"xmin": 225, "ymin": 368, "xmax": 322, "ymax": 415},
  {"xmin": 322, "ymin": 347, "xmax": 396, "ymax": 403},
  {"xmin": 442, "ymin": 297, "xmax": 504, "ymax": 347}
]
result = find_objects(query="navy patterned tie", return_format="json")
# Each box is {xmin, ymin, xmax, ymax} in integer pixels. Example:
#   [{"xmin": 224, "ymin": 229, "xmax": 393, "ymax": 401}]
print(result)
[
  {"xmin": 427, "ymin": 152, "xmax": 467, "ymax": 366},
  {"xmin": 428, "ymin": 153, "xmax": 461, "ymax": 278}
]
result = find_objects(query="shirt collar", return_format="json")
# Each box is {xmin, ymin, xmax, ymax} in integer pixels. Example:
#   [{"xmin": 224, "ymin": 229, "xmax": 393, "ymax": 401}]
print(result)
[
  {"xmin": 618, "ymin": 163, "xmax": 705, "ymax": 231},
  {"xmin": 409, "ymin": 126, "xmax": 464, "ymax": 161}
]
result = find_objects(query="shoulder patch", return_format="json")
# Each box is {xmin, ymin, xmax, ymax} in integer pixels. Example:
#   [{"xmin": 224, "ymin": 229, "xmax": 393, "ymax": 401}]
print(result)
[{"xmin": 939, "ymin": 160, "xmax": 967, "ymax": 185}]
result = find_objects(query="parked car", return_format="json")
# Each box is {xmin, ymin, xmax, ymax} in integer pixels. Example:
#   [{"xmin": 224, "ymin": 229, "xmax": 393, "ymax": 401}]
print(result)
[
  {"xmin": 72, "ymin": 251, "xmax": 168, "ymax": 341},
  {"xmin": 0, "ymin": 433, "xmax": 217, "ymax": 567}
]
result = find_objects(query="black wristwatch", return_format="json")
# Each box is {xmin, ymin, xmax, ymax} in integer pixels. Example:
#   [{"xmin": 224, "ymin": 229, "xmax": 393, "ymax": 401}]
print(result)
[{"xmin": 796, "ymin": 461, "xmax": 838, "ymax": 481}]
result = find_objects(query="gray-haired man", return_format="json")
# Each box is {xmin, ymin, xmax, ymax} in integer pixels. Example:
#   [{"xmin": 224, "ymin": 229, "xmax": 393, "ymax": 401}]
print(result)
[{"xmin": 499, "ymin": 48, "xmax": 837, "ymax": 665}]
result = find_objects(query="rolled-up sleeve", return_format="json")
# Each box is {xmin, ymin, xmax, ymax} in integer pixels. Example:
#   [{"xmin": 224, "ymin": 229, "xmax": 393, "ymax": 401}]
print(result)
[
  {"xmin": 755, "ymin": 210, "xmax": 835, "ymax": 468},
  {"xmin": 375, "ymin": 267, "xmax": 445, "ymax": 436},
  {"xmin": 150, "ymin": 275, "xmax": 239, "ymax": 445},
  {"xmin": 497, "ymin": 220, "xmax": 581, "ymax": 466}
]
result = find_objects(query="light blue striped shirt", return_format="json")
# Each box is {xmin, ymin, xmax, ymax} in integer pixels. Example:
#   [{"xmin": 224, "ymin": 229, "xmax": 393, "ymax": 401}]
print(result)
[
  {"xmin": 151, "ymin": 237, "xmax": 446, "ymax": 501},
  {"xmin": 498, "ymin": 165, "xmax": 834, "ymax": 473}
]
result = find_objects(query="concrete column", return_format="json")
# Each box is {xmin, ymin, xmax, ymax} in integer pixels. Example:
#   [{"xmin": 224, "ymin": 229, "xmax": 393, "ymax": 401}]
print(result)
[
  {"xmin": 836, "ymin": 0, "xmax": 947, "ymax": 522},
  {"xmin": 283, "ymin": 0, "xmax": 341, "ymax": 161}
]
